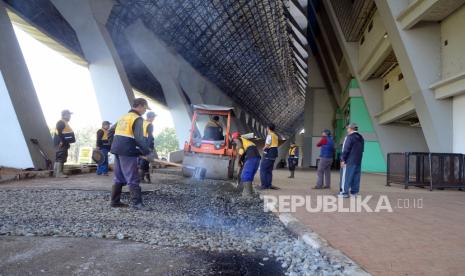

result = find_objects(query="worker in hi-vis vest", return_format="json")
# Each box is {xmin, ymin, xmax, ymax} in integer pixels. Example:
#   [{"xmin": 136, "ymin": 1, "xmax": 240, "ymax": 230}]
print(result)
[
  {"xmin": 53, "ymin": 109, "xmax": 75, "ymax": 178},
  {"xmin": 139, "ymin": 111, "xmax": 157, "ymax": 183},
  {"xmin": 96, "ymin": 121, "xmax": 111, "ymax": 176},
  {"xmin": 232, "ymin": 132, "xmax": 261, "ymax": 197},
  {"xmin": 258, "ymin": 124, "xmax": 278, "ymax": 189},
  {"xmin": 110, "ymin": 98, "xmax": 153, "ymax": 209},
  {"xmin": 288, "ymin": 142, "xmax": 299, "ymax": 178}
]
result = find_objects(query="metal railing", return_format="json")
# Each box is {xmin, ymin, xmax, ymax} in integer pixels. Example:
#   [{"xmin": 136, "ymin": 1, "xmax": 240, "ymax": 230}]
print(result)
[{"xmin": 387, "ymin": 152, "xmax": 465, "ymax": 191}]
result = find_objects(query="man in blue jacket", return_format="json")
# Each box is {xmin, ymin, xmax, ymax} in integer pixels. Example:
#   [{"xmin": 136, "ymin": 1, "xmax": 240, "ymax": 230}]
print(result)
[{"xmin": 339, "ymin": 123, "xmax": 364, "ymax": 198}]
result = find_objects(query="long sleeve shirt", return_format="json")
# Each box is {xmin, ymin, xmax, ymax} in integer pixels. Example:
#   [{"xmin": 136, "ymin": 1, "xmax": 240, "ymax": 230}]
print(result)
[
  {"xmin": 96, "ymin": 129, "xmax": 111, "ymax": 150},
  {"xmin": 55, "ymin": 120, "xmax": 66, "ymax": 145}
]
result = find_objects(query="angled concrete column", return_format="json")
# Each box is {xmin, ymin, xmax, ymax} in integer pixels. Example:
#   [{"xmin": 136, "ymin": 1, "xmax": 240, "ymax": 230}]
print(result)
[
  {"xmin": 52, "ymin": 0, "xmax": 134, "ymax": 123},
  {"xmin": 374, "ymin": 0, "xmax": 451, "ymax": 152},
  {"xmin": 125, "ymin": 21, "xmax": 192, "ymax": 149},
  {"xmin": 275, "ymin": 139, "xmax": 291, "ymax": 169},
  {"xmin": 301, "ymin": 86, "xmax": 314, "ymax": 167},
  {"xmin": 323, "ymin": 1, "xmax": 428, "ymax": 158},
  {"xmin": 0, "ymin": 2, "xmax": 54, "ymax": 169}
]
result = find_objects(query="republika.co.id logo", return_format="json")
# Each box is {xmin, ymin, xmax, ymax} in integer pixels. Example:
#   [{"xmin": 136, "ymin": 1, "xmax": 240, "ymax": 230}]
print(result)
[{"xmin": 263, "ymin": 195, "xmax": 423, "ymax": 213}]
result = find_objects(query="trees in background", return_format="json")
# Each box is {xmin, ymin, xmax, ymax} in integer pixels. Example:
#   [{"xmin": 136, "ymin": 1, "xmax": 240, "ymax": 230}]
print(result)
[
  {"xmin": 49, "ymin": 126, "xmax": 179, "ymax": 163},
  {"xmin": 155, "ymin": 128, "xmax": 179, "ymax": 158}
]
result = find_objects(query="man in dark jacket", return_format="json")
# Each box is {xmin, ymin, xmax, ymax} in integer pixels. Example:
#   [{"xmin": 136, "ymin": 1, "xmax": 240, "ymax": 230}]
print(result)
[
  {"xmin": 53, "ymin": 110, "xmax": 75, "ymax": 178},
  {"xmin": 96, "ymin": 121, "xmax": 111, "ymax": 176},
  {"xmin": 110, "ymin": 98, "xmax": 152, "ymax": 209},
  {"xmin": 339, "ymin": 123, "xmax": 364, "ymax": 198},
  {"xmin": 314, "ymin": 129, "xmax": 334, "ymax": 189}
]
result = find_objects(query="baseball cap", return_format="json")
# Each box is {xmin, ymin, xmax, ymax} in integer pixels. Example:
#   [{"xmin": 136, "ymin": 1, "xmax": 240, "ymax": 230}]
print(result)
[
  {"xmin": 146, "ymin": 111, "xmax": 157, "ymax": 118},
  {"xmin": 61, "ymin": 109, "xmax": 72, "ymax": 116},
  {"xmin": 132, "ymin": 98, "xmax": 151, "ymax": 110},
  {"xmin": 347, "ymin": 123, "xmax": 358, "ymax": 130}
]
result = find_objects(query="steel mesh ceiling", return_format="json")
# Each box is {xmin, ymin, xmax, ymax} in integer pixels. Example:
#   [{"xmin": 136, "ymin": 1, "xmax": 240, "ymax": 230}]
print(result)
[{"xmin": 108, "ymin": 0, "xmax": 305, "ymax": 135}]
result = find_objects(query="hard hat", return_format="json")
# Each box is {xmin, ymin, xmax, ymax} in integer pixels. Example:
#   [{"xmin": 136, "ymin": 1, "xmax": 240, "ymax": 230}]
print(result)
[{"xmin": 232, "ymin": 132, "xmax": 240, "ymax": 140}]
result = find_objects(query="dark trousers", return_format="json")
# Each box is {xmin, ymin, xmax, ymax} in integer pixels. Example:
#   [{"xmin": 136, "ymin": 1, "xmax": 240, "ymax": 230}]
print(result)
[
  {"xmin": 113, "ymin": 155, "xmax": 140, "ymax": 188},
  {"xmin": 96, "ymin": 148, "xmax": 109, "ymax": 175},
  {"xmin": 241, "ymin": 156, "xmax": 261, "ymax": 182},
  {"xmin": 260, "ymin": 158, "xmax": 275, "ymax": 188},
  {"xmin": 138, "ymin": 158, "xmax": 150, "ymax": 173},
  {"xmin": 316, "ymin": 157, "xmax": 333, "ymax": 188},
  {"xmin": 55, "ymin": 144, "xmax": 69, "ymax": 163},
  {"xmin": 340, "ymin": 164, "xmax": 361, "ymax": 195},
  {"xmin": 288, "ymin": 157, "xmax": 298, "ymax": 171}
]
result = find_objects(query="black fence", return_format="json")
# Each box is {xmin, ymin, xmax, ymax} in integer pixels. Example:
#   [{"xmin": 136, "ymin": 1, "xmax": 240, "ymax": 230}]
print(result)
[{"xmin": 387, "ymin": 152, "xmax": 465, "ymax": 190}]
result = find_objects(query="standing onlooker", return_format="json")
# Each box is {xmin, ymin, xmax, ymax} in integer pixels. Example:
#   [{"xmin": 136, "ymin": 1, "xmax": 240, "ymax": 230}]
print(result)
[
  {"xmin": 287, "ymin": 142, "xmax": 299, "ymax": 178},
  {"xmin": 139, "ymin": 111, "xmax": 156, "ymax": 183},
  {"xmin": 96, "ymin": 121, "xmax": 111, "ymax": 176},
  {"xmin": 53, "ymin": 110, "xmax": 75, "ymax": 178},
  {"xmin": 314, "ymin": 129, "xmax": 334, "ymax": 189},
  {"xmin": 339, "ymin": 123, "xmax": 364, "ymax": 198},
  {"xmin": 259, "ymin": 124, "xmax": 278, "ymax": 189}
]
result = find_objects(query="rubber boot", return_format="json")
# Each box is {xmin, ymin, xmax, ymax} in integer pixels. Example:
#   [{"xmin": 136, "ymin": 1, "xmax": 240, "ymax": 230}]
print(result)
[
  {"xmin": 110, "ymin": 184, "xmax": 128, "ymax": 208},
  {"xmin": 242, "ymin": 181, "xmax": 254, "ymax": 197},
  {"xmin": 288, "ymin": 171, "xmax": 295, "ymax": 178},
  {"xmin": 145, "ymin": 172, "xmax": 151, "ymax": 184},
  {"xmin": 53, "ymin": 162, "xmax": 59, "ymax": 177},
  {"xmin": 139, "ymin": 169, "xmax": 146, "ymax": 183},
  {"xmin": 129, "ymin": 186, "xmax": 145, "ymax": 210},
  {"xmin": 54, "ymin": 162, "xmax": 68, "ymax": 178}
]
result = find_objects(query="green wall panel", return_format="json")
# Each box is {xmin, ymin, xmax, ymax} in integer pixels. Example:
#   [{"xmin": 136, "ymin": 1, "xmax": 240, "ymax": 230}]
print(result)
[
  {"xmin": 361, "ymin": 141, "xmax": 386, "ymax": 172},
  {"xmin": 350, "ymin": 97, "xmax": 374, "ymax": 133}
]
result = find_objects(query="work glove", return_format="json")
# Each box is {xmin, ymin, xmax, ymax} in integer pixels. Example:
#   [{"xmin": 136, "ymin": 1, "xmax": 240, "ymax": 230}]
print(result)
[{"xmin": 145, "ymin": 151, "xmax": 156, "ymax": 162}]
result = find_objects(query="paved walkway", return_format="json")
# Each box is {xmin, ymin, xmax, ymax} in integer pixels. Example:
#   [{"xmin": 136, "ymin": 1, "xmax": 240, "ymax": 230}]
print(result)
[{"xmin": 257, "ymin": 169, "xmax": 465, "ymax": 276}]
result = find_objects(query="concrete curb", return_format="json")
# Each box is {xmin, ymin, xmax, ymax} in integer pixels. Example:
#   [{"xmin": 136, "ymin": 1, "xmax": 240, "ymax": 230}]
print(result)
[{"xmin": 261, "ymin": 197, "xmax": 371, "ymax": 276}]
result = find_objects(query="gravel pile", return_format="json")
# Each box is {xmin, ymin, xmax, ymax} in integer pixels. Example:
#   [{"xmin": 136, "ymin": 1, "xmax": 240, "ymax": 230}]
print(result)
[{"xmin": 0, "ymin": 172, "xmax": 347, "ymax": 275}]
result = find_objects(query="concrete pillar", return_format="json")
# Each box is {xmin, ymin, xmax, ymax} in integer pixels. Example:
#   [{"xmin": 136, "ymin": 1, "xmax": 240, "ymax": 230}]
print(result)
[
  {"xmin": 125, "ymin": 21, "xmax": 191, "ymax": 148},
  {"xmin": 0, "ymin": 2, "xmax": 54, "ymax": 169},
  {"xmin": 374, "ymin": 0, "xmax": 451, "ymax": 152},
  {"xmin": 301, "ymin": 86, "xmax": 314, "ymax": 167},
  {"xmin": 126, "ymin": 20, "xmax": 258, "ymax": 148},
  {"xmin": 323, "ymin": 1, "xmax": 428, "ymax": 158},
  {"xmin": 51, "ymin": 0, "xmax": 134, "ymax": 123},
  {"xmin": 275, "ymin": 139, "xmax": 291, "ymax": 169}
]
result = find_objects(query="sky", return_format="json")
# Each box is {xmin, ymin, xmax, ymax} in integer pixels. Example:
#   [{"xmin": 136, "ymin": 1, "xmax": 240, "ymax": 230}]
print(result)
[{"xmin": 13, "ymin": 26, "xmax": 174, "ymax": 136}]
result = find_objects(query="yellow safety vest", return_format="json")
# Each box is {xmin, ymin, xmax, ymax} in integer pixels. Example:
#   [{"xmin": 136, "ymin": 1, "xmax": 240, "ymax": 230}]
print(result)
[
  {"xmin": 115, "ymin": 112, "xmax": 140, "ymax": 139},
  {"xmin": 289, "ymin": 146, "xmax": 297, "ymax": 156},
  {"xmin": 100, "ymin": 128, "xmax": 109, "ymax": 140},
  {"xmin": 240, "ymin": 137, "xmax": 256, "ymax": 152},
  {"xmin": 55, "ymin": 119, "xmax": 75, "ymax": 143},
  {"xmin": 55, "ymin": 120, "xmax": 73, "ymax": 135},
  {"xmin": 206, "ymin": 120, "xmax": 222, "ymax": 128},
  {"xmin": 143, "ymin": 121, "xmax": 152, "ymax": 138},
  {"xmin": 269, "ymin": 131, "xmax": 278, "ymax": 148}
]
